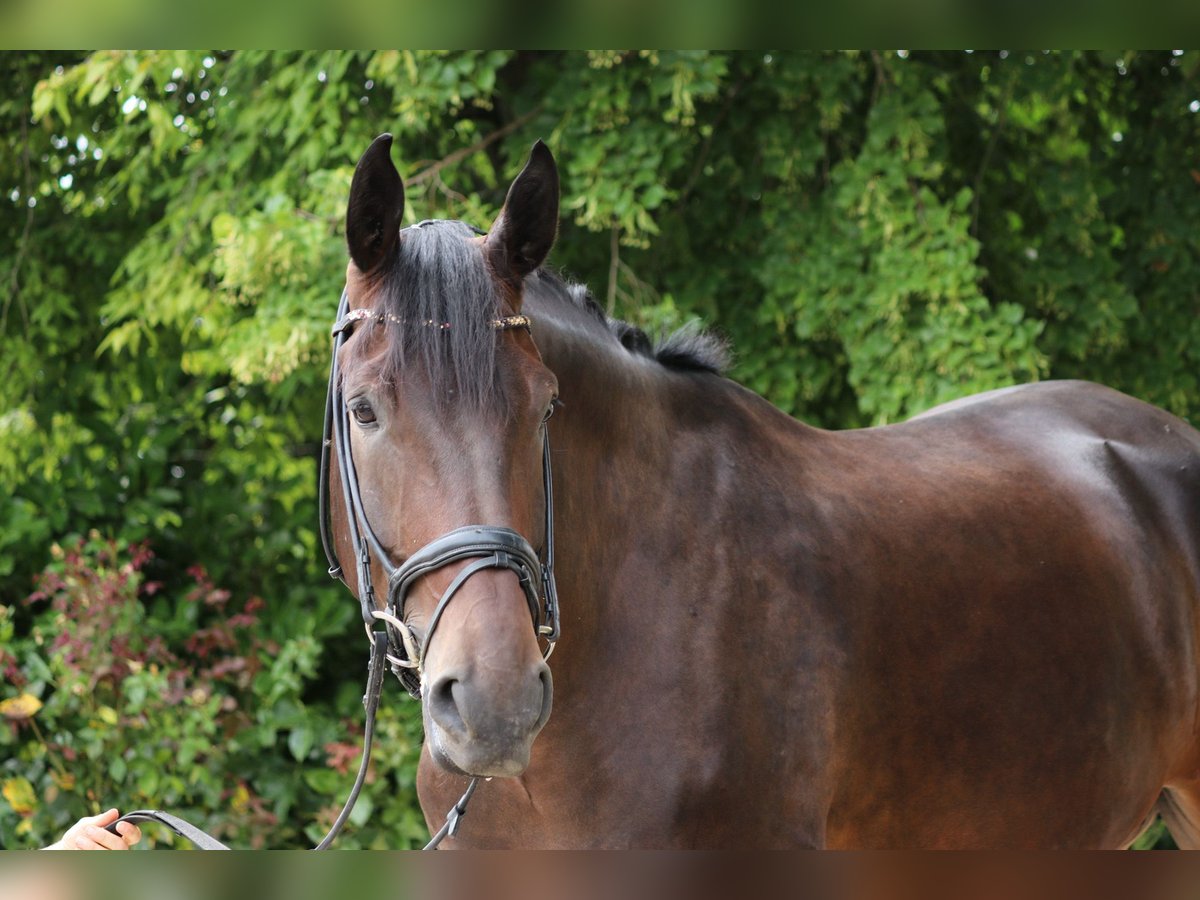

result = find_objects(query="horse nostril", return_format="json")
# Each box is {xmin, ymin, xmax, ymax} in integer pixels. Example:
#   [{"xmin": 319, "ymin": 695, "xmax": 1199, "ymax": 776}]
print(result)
[
  {"xmin": 536, "ymin": 663, "xmax": 553, "ymax": 728},
  {"xmin": 427, "ymin": 674, "xmax": 468, "ymax": 739},
  {"xmin": 428, "ymin": 662, "xmax": 553, "ymax": 752}
]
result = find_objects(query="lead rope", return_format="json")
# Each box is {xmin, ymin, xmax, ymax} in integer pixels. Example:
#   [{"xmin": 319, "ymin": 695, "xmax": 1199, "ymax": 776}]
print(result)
[
  {"xmin": 423, "ymin": 777, "xmax": 480, "ymax": 849},
  {"xmin": 312, "ymin": 631, "xmax": 387, "ymax": 850},
  {"xmin": 106, "ymin": 632, "xmax": 479, "ymax": 849}
]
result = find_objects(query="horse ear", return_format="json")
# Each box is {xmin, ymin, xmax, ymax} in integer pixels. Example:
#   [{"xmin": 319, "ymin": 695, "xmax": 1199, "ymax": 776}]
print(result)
[
  {"xmin": 346, "ymin": 133, "xmax": 405, "ymax": 274},
  {"xmin": 486, "ymin": 140, "xmax": 559, "ymax": 285}
]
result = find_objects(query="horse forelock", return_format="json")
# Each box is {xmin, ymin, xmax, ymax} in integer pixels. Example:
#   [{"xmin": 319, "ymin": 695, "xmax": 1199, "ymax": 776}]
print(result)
[{"xmin": 372, "ymin": 220, "xmax": 506, "ymax": 411}]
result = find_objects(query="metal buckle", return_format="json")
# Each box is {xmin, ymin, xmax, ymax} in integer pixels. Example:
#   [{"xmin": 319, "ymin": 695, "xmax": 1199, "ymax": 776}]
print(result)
[{"xmin": 369, "ymin": 608, "xmax": 421, "ymax": 672}]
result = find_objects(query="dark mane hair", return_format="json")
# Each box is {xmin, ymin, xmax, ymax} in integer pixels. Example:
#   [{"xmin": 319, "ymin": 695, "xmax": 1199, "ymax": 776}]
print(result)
[
  {"xmin": 375, "ymin": 220, "xmax": 504, "ymax": 410},
  {"xmin": 559, "ymin": 278, "xmax": 730, "ymax": 375},
  {"xmin": 367, "ymin": 221, "xmax": 729, "ymax": 411}
]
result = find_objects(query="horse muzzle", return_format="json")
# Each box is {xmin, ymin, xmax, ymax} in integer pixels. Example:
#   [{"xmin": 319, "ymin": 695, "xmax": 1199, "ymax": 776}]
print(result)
[
  {"xmin": 391, "ymin": 534, "xmax": 554, "ymax": 778},
  {"xmin": 425, "ymin": 651, "xmax": 553, "ymax": 777}
]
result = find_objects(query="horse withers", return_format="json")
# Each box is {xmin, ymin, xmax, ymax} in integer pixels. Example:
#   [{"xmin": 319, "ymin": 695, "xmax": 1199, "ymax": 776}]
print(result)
[{"xmin": 327, "ymin": 134, "xmax": 1200, "ymax": 848}]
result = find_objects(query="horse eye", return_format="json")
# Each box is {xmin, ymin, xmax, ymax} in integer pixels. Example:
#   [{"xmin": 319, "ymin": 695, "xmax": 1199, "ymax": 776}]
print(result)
[
  {"xmin": 543, "ymin": 397, "xmax": 561, "ymax": 423},
  {"xmin": 351, "ymin": 402, "xmax": 377, "ymax": 425}
]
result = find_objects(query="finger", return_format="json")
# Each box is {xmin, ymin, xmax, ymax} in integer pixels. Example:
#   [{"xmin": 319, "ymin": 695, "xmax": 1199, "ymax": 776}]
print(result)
[
  {"xmin": 88, "ymin": 808, "xmax": 121, "ymax": 827},
  {"xmin": 84, "ymin": 824, "xmax": 129, "ymax": 850},
  {"xmin": 115, "ymin": 822, "xmax": 142, "ymax": 846},
  {"xmin": 72, "ymin": 834, "xmax": 106, "ymax": 850}
]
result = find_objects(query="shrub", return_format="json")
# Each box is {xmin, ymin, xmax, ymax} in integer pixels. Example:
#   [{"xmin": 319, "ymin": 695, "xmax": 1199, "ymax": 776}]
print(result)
[{"xmin": 0, "ymin": 533, "xmax": 426, "ymax": 849}]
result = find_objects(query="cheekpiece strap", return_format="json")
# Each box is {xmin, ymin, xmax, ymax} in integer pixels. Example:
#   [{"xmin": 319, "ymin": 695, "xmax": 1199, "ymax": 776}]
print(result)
[{"xmin": 331, "ymin": 307, "xmax": 378, "ymax": 336}]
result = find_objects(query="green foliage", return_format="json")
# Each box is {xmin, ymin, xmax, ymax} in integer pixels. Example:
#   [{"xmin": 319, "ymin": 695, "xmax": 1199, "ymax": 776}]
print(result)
[
  {"xmin": 0, "ymin": 535, "xmax": 425, "ymax": 848},
  {"xmin": 1131, "ymin": 817, "xmax": 1176, "ymax": 850},
  {"xmin": 2, "ymin": 50, "xmax": 1198, "ymax": 848}
]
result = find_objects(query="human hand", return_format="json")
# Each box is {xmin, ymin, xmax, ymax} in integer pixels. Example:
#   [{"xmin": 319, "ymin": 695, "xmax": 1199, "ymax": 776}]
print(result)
[{"xmin": 44, "ymin": 808, "xmax": 142, "ymax": 850}]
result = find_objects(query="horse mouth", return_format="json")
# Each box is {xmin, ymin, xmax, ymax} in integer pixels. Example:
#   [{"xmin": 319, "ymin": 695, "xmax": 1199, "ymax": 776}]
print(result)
[{"xmin": 425, "ymin": 715, "xmax": 542, "ymax": 778}]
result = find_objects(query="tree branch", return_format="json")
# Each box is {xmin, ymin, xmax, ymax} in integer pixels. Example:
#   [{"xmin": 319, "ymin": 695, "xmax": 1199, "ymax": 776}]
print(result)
[
  {"xmin": 676, "ymin": 74, "xmax": 748, "ymax": 209},
  {"xmin": 404, "ymin": 106, "xmax": 543, "ymax": 189},
  {"xmin": 970, "ymin": 73, "xmax": 1016, "ymax": 238},
  {"xmin": 292, "ymin": 207, "xmax": 337, "ymax": 226},
  {"xmin": 870, "ymin": 50, "xmax": 893, "ymax": 109},
  {"xmin": 3, "ymin": 96, "xmax": 35, "ymax": 335},
  {"xmin": 606, "ymin": 224, "xmax": 620, "ymax": 317}
]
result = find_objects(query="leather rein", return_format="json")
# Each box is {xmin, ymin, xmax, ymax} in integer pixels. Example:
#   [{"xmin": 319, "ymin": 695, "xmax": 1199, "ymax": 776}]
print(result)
[{"xmin": 107, "ymin": 285, "xmax": 560, "ymax": 850}]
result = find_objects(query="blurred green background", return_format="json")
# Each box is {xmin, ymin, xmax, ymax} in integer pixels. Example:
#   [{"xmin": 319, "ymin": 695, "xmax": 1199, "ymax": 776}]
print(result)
[{"xmin": 1, "ymin": 50, "xmax": 1197, "ymax": 849}]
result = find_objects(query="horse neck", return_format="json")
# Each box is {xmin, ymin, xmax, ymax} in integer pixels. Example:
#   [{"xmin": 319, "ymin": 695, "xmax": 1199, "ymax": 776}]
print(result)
[
  {"xmin": 527, "ymin": 291, "xmax": 759, "ymax": 612},
  {"xmin": 531, "ymin": 300, "xmax": 678, "ymax": 515}
]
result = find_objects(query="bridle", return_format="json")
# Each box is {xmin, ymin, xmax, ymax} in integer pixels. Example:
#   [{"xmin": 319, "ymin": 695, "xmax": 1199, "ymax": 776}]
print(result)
[
  {"xmin": 318, "ymin": 289, "xmax": 560, "ymax": 698},
  {"xmin": 310, "ymin": 282, "xmax": 560, "ymax": 847},
  {"xmin": 106, "ymin": 275, "xmax": 561, "ymax": 851}
]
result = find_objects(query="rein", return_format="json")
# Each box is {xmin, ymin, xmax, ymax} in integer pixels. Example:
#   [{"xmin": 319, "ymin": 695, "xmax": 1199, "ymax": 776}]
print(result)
[{"xmin": 107, "ymin": 284, "xmax": 560, "ymax": 851}]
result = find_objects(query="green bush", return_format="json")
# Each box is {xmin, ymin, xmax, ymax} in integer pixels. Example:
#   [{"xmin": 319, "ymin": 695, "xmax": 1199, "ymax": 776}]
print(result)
[{"xmin": 0, "ymin": 533, "xmax": 427, "ymax": 849}]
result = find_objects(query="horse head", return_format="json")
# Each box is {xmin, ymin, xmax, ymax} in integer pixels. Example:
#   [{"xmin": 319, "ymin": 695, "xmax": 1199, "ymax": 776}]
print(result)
[{"xmin": 330, "ymin": 135, "xmax": 561, "ymax": 778}]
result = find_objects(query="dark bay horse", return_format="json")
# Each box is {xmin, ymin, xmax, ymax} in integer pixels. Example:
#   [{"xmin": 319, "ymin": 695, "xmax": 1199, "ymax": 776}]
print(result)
[{"xmin": 327, "ymin": 134, "xmax": 1200, "ymax": 848}]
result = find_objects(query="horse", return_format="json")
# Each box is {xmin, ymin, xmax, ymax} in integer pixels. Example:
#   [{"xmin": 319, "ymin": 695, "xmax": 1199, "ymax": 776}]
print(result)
[{"xmin": 324, "ymin": 134, "xmax": 1200, "ymax": 848}]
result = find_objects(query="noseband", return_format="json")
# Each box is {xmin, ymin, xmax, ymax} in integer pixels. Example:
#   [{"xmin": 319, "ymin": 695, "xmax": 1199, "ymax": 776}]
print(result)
[{"xmin": 318, "ymin": 288, "xmax": 561, "ymax": 700}]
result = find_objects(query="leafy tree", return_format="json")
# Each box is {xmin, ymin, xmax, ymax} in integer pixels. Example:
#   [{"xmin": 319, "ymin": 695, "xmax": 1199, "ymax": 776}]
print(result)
[{"xmin": 1, "ymin": 50, "xmax": 1197, "ymax": 848}]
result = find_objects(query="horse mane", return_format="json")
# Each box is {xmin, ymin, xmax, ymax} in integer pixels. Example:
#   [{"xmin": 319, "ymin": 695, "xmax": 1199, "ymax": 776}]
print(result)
[
  {"xmin": 370, "ymin": 221, "xmax": 729, "ymax": 412},
  {"xmin": 552, "ymin": 275, "xmax": 730, "ymax": 376}
]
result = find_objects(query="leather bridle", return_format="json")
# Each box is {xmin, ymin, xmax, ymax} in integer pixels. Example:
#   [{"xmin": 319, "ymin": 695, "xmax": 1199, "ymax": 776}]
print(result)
[
  {"xmin": 106, "ymin": 280, "xmax": 561, "ymax": 850},
  {"xmin": 319, "ymin": 287, "xmax": 560, "ymax": 699}
]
